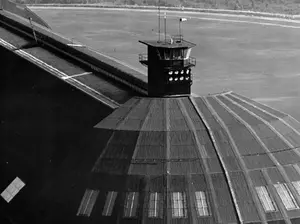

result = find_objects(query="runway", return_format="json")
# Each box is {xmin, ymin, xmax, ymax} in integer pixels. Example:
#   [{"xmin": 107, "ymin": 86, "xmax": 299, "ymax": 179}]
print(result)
[{"xmin": 31, "ymin": 7, "xmax": 300, "ymax": 122}]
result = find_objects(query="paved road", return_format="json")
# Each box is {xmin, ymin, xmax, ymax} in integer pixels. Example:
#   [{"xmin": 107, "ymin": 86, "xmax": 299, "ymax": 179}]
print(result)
[{"xmin": 31, "ymin": 7, "xmax": 300, "ymax": 122}]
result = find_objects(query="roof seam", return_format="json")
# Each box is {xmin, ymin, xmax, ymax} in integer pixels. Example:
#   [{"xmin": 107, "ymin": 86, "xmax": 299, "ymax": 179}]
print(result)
[
  {"xmin": 203, "ymin": 96, "xmax": 267, "ymax": 224},
  {"xmin": 231, "ymin": 92, "xmax": 289, "ymax": 117},
  {"xmin": 229, "ymin": 93, "xmax": 300, "ymax": 140},
  {"xmin": 215, "ymin": 95, "xmax": 300, "ymax": 222},
  {"xmin": 128, "ymin": 99, "xmax": 154, "ymax": 174},
  {"xmin": 221, "ymin": 94, "xmax": 300, "ymax": 160},
  {"xmin": 91, "ymin": 98, "xmax": 142, "ymax": 172},
  {"xmin": 189, "ymin": 96, "xmax": 244, "ymax": 224},
  {"xmin": 261, "ymin": 169, "xmax": 292, "ymax": 224},
  {"xmin": 221, "ymin": 95, "xmax": 300, "ymax": 207}
]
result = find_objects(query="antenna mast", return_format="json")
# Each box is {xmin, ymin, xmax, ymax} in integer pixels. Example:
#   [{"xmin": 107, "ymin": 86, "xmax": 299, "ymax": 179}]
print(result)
[
  {"xmin": 158, "ymin": 0, "xmax": 161, "ymax": 42},
  {"xmin": 164, "ymin": 12, "xmax": 167, "ymax": 43}
]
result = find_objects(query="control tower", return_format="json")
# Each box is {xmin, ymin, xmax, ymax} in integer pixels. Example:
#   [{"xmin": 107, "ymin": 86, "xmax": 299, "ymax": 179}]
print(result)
[{"xmin": 139, "ymin": 37, "xmax": 196, "ymax": 96}]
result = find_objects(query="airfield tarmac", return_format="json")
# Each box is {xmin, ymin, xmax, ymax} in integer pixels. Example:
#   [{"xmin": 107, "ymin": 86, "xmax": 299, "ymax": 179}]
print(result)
[{"xmin": 31, "ymin": 7, "xmax": 300, "ymax": 122}]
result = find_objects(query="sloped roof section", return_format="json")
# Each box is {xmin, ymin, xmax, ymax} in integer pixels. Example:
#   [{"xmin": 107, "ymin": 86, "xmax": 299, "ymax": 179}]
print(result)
[{"xmin": 85, "ymin": 92, "xmax": 300, "ymax": 224}]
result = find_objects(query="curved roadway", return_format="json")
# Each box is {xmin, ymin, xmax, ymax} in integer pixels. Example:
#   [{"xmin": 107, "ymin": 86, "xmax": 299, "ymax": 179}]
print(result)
[{"xmin": 30, "ymin": 7, "xmax": 300, "ymax": 121}]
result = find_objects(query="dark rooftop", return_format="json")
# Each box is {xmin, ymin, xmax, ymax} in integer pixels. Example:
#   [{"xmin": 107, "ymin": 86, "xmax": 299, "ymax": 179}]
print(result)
[{"xmin": 65, "ymin": 91, "xmax": 300, "ymax": 224}]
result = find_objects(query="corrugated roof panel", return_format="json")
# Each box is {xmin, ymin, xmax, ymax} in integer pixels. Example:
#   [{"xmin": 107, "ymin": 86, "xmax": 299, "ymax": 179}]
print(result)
[
  {"xmin": 169, "ymin": 130, "xmax": 195, "ymax": 146},
  {"xmin": 226, "ymin": 94, "xmax": 278, "ymax": 123},
  {"xmin": 77, "ymin": 189, "xmax": 99, "ymax": 217},
  {"xmin": 137, "ymin": 131, "xmax": 166, "ymax": 147},
  {"xmin": 134, "ymin": 145, "xmax": 166, "ymax": 160},
  {"xmin": 196, "ymin": 130, "xmax": 218, "ymax": 158},
  {"xmin": 126, "ymin": 98, "xmax": 152, "ymax": 119},
  {"xmin": 102, "ymin": 191, "xmax": 118, "ymax": 216},
  {"xmin": 271, "ymin": 120, "xmax": 296, "ymax": 136},
  {"xmin": 215, "ymin": 96, "xmax": 260, "ymax": 126},
  {"xmin": 272, "ymin": 150, "xmax": 300, "ymax": 166},
  {"xmin": 190, "ymin": 174, "xmax": 208, "ymax": 190},
  {"xmin": 180, "ymin": 98, "xmax": 203, "ymax": 121},
  {"xmin": 1, "ymin": 177, "xmax": 25, "ymax": 203},
  {"xmin": 210, "ymin": 173, "xmax": 238, "ymax": 223},
  {"xmin": 206, "ymin": 97, "xmax": 237, "ymax": 126},
  {"xmin": 243, "ymin": 154, "xmax": 275, "ymax": 170},
  {"xmin": 171, "ymin": 192, "xmax": 187, "ymax": 218},
  {"xmin": 205, "ymin": 97, "xmax": 265, "ymax": 156},
  {"xmin": 119, "ymin": 118, "xmax": 146, "ymax": 131},
  {"xmin": 283, "ymin": 132, "xmax": 300, "ymax": 147},
  {"xmin": 143, "ymin": 99, "xmax": 165, "ymax": 131},
  {"xmin": 128, "ymin": 164, "xmax": 149, "ymax": 175},
  {"xmin": 192, "ymin": 97, "xmax": 221, "ymax": 129},
  {"xmin": 291, "ymin": 217, "xmax": 300, "ymax": 224},
  {"xmin": 222, "ymin": 156, "xmax": 242, "ymax": 172},
  {"xmin": 230, "ymin": 171, "xmax": 261, "ymax": 222},
  {"xmin": 255, "ymin": 186, "xmax": 277, "ymax": 212},
  {"xmin": 206, "ymin": 157, "xmax": 223, "ymax": 174},
  {"xmin": 195, "ymin": 191, "xmax": 210, "ymax": 217},
  {"xmin": 274, "ymin": 183, "xmax": 299, "ymax": 210},
  {"xmin": 230, "ymin": 93, "xmax": 287, "ymax": 119},
  {"xmin": 229, "ymin": 126, "xmax": 266, "ymax": 156},
  {"xmin": 265, "ymin": 168, "xmax": 285, "ymax": 184},
  {"xmin": 148, "ymin": 192, "xmax": 163, "ymax": 218},
  {"xmin": 284, "ymin": 117, "xmax": 300, "ymax": 133},
  {"xmin": 262, "ymin": 136, "xmax": 290, "ymax": 153},
  {"xmin": 210, "ymin": 129, "xmax": 236, "ymax": 157},
  {"xmin": 169, "ymin": 145, "xmax": 199, "ymax": 160},
  {"xmin": 250, "ymin": 170, "xmax": 268, "ymax": 186},
  {"xmin": 124, "ymin": 192, "xmax": 139, "ymax": 218},
  {"xmin": 149, "ymin": 176, "xmax": 165, "ymax": 192},
  {"xmin": 284, "ymin": 165, "xmax": 300, "ymax": 182},
  {"xmin": 170, "ymin": 160, "xmax": 204, "ymax": 175}
]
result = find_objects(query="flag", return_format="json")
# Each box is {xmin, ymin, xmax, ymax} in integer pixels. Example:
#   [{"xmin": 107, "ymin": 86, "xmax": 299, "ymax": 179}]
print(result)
[{"xmin": 180, "ymin": 18, "xmax": 187, "ymax": 22}]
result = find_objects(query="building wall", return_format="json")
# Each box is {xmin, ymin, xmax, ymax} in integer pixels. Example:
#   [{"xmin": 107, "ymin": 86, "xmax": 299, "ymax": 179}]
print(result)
[{"xmin": 0, "ymin": 46, "xmax": 113, "ymax": 223}]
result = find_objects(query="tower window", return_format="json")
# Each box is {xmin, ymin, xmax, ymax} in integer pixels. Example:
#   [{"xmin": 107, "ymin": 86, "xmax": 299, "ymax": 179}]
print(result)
[
  {"xmin": 180, "ymin": 77, "xmax": 184, "ymax": 81},
  {"xmin": 168, "ymin": 71, "xmax": 173, "ymax": 75},
  {"xmin": 169, "ymin": 77, "xmax": 173, "ymax": 82},
  {"xmin": 186, "ymin": 70, "xmax": 190, "ymax": 74},
  {"xmin": 195, "ymin": 191, "xmax": 210, "ymax": 216},
  {"xmin": 255, "ymin": 186, "xmax": 276, "ymax": 212},
  {"xmin": 175, "ymin": 71, "xmax": 179, "ymax": 75},
  {"xmin": 175, "ymin": 78, "xmax": 178, "ymax": 81},
  {"xmin": 148, "ymin": 192, "xmax": 163, "ymax": 218},
  {"xmin": 77, "ymin": 189, "xmax": 99, "ymax": 217},
  {"xmin": 181, "ymin": 70, "xmax": 184, "ymax": 74},
  {"xmin": 171, "ymin": 192, "xmax": 187, "ymax": 218},
  {"xmin": 274, "ymin": 183, "xmax": 299, "ymax": 210},
  {"xmin": 124, "ymin": 192, "xmax": 139, "ymax": 217},
  {"xmin": 185, "ymin": 77, "xmax": 189, "ymax": 80},
  {"xmin": 102, "ymin": 191, "xmax": 118, "ymax": 216}
]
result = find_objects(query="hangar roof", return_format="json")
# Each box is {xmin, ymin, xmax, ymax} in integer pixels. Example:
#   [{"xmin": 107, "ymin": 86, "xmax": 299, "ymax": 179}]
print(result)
[{"xmin": 73, "ymin": 91, "xmax": 300, "ymax": 224}]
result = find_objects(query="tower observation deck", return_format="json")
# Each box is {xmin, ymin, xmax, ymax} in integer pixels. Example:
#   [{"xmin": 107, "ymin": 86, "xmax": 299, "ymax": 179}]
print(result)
[{"xmin": 139, "ymin": 36, "xmax": 196, "ymax": 97}]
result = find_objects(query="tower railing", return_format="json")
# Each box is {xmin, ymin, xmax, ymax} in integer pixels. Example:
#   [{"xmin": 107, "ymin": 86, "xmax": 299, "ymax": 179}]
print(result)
[{"xmin": 139, "ymin": 54, "xmax": 196, "ymax": 68}]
